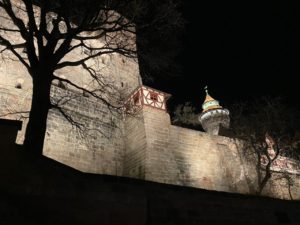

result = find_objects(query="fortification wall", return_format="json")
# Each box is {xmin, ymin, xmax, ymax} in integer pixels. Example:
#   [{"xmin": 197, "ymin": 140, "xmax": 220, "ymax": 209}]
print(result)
[
  {"xmin": 123, "ymin": 114, "xmax": 147, "ymax": 178},
  {"xmin": 0, "ymin": 23, "xmax": 141, "ymax": 173},
  {"xmin": 1, "ymin": 4, "xmax": 300, "ymax": 199},
  {"xmin": 140, "ymin": 107, "xmax": 250, "ymax": 192},
  {"xmin": 0, "ymin": 84, "xmax": 126, "ymax": 174},
  {"xmin": 134, "ymin": 106, "xmax": 300, "ymax": 200},
  {"xmin": 42, "ymin": 86, "xmax": 125, "ymax": 174},
  {"xmin": 0, "ymin": 86, "xmax": 31, "ymax": 144},
  {"xmin": 0, "ymin": 0, "xmax": 141, "ymax": 151}
]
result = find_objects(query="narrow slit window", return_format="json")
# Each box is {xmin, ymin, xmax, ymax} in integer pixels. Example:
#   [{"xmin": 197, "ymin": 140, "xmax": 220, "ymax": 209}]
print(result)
[{"xmin": 133, "ymin": 93, "xmax": 140, "ymax": 104}]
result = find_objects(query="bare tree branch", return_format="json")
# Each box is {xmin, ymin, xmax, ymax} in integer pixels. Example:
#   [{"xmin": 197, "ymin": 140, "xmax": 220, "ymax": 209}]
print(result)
[
  {"xmin": 56, "ymin": 46, "xmax": 135, "ymax": 69},
  {"xmin": 0, "ymin": 0, "xmax": 183, "ymax": 155},
  {"xmin": 0, "ymin": 35, "xmax": 30, "ymax": 71},
  {"xmin": 230, "ymin": 97, "xmax": 300, "ymax": 195},
  {"xmin": 52, "ymin": 75, "xmax": 123, "ymax": 110}
]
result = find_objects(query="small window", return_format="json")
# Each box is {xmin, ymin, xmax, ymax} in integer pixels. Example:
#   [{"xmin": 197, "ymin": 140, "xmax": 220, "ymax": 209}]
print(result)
[
  {"xmin": 133, "ymin": 93, "xmax": 140, "ymax": 104},
  {"xmin": 15, "ymin": 83, "xmax": 22, "ymax": 89},
  {"xmin": 150, "ymin": 92, "xmax": 158, "ymax": 101},
  {"xmin": 15, "ymin": 78, "xmax": 24, "ymax": 89}
]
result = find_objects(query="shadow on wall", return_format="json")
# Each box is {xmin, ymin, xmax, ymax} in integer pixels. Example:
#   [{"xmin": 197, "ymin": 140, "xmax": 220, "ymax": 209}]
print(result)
[{"xmin": 43, "ymin": 85, "xmax": 126, "ymax": 175}]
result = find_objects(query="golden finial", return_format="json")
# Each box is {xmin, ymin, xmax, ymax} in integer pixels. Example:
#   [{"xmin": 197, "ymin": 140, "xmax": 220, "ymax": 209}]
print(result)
[{"xmin": 204, "ymin": 85, "xmax": 208, "ymax": 94}]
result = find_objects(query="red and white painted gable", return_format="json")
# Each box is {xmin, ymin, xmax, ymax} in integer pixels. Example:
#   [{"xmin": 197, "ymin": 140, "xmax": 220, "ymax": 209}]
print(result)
[{"xmin": 126, "ymin": 85, "xmax": 171, "ymax": 111}]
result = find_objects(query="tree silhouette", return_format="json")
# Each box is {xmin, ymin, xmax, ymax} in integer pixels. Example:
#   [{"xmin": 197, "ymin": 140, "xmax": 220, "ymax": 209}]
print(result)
[
  {"xmin": 0, "ymin": 0, "xmax": 182, "ymax": 155},
  {"xmin": 172, "ymin": 97, "xmax": 300, "ymax": 197},
  {"xmin": 172, "ymin": 102, "xmax": 201, "ymax": 130},
  {"xmin": 230, "ymin": 97, "xmax": 300, "ymax": 195}
]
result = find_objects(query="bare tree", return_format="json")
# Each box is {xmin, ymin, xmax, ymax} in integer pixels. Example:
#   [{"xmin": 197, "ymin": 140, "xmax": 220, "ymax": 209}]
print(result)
[
  {"xmin": 230, "ymin": 97, "xmax": 300, "ymax": 195},
  {"xmin": 172, "ymin": 102, "xmax": 200, "ymax": 129},
  {"xmin": 0, "ymin": 0, "xmax": 183, "ymax": 155},
  {"xmin": 171, "ymin": 97, "xmax": 300, "ymax": 196}
]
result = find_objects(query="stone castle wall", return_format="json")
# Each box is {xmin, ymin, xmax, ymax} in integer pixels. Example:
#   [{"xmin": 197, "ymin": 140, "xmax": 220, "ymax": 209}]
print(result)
[
  {"xmin": 0, "ymin": 33, "xmax": 141, "ymax": 174},
  {"xmin": 123, "ymin": 106, "xmax": 300, "ymax": 200},
  {"xmin": 43, "ymin": 86, "xmax": 125, "ymax": 174},
  {"xmin": 123, "ymin": 113, "xmax": 147, "ymax": 179},
  {"xmin": 2, "ymin": 77, "xmax": 300, "ymax": 199},
  {"xmin": 0, "ymin": 83, "xmax": 126, "ymax": 175},
  {"xmin": 0, "ymin": 2, "xmax": 141, "ymax": 174},
  {"xmin": 135, "ymin": 107, "xmax": 251, "ymax": 193},
  {"xmin": 0, "ymin": 2, "xmax": 144, "ymax": 176},
  {"xmin": 1, "ymin": 4, "xmax": 300, "ymax": 200}
]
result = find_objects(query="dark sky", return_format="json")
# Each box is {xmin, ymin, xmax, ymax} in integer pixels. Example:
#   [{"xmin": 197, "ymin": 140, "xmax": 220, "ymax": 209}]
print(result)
[{"xmin": 144, "ymin": 0, "xmax": 300, "ymax": 113}]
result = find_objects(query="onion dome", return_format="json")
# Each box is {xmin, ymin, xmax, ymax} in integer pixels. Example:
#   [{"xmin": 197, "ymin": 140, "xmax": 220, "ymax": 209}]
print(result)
[
  {"xmin": 202, "ymin": 86, "xmax": 222, "ymax": 112},
  {"xmin": 199, "ymin": 86, "xmax": 230, "ymax": 135}
]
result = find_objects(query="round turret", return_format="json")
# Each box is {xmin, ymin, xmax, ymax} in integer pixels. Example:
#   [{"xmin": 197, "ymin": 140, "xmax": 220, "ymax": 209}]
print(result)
[{"xmin": 199, "ymin": 87, "xmax": 230, "ymax": 135}]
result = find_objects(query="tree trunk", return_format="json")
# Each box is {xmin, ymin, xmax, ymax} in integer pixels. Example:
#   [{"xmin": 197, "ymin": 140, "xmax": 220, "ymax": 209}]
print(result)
[
  {"xmin": 257, "ymin": 163, "xmax": 272, "ymax": 195},
  {"xmin": 23, "ymin": 75, "xmax": 52, "ymax": 155}
]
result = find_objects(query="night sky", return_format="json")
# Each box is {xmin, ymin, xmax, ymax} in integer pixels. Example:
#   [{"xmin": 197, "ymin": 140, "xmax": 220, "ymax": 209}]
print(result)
[{"xmin": 144, "ymin": 0, "xmax": 300, "ymax": 113}]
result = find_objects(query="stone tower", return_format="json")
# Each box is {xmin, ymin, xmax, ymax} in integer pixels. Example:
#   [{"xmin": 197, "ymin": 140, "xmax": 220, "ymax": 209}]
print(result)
[
  {"xmin": 199, "ymin": 87, "xmax": 230, "ymax": 135},
  {"xmin": 123, "ymin": 85, "xmax": 171, "ymax": 180}
]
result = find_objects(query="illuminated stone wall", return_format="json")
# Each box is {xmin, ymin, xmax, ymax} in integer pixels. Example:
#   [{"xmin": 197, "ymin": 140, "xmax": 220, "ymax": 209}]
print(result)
[
  {"xmin": 1, "ymin": 4, "xmax": 300, "ymax": 200},
  {"xmin": 0, "ymin": 21, "xmax": 140, "ymax": 175},
  {"xmin": 123, "ymin": 105, "xmax": 300, "ymax": 200},
  {"xmin": 0, "ymin": 1, "xmax": 141, "ymax": 174}
]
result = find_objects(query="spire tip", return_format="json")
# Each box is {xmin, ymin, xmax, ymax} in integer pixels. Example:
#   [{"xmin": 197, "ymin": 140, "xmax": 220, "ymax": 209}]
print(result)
[{"xmin": 204, "ymin": 85, "xmax": 208, "ymax": 94}]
